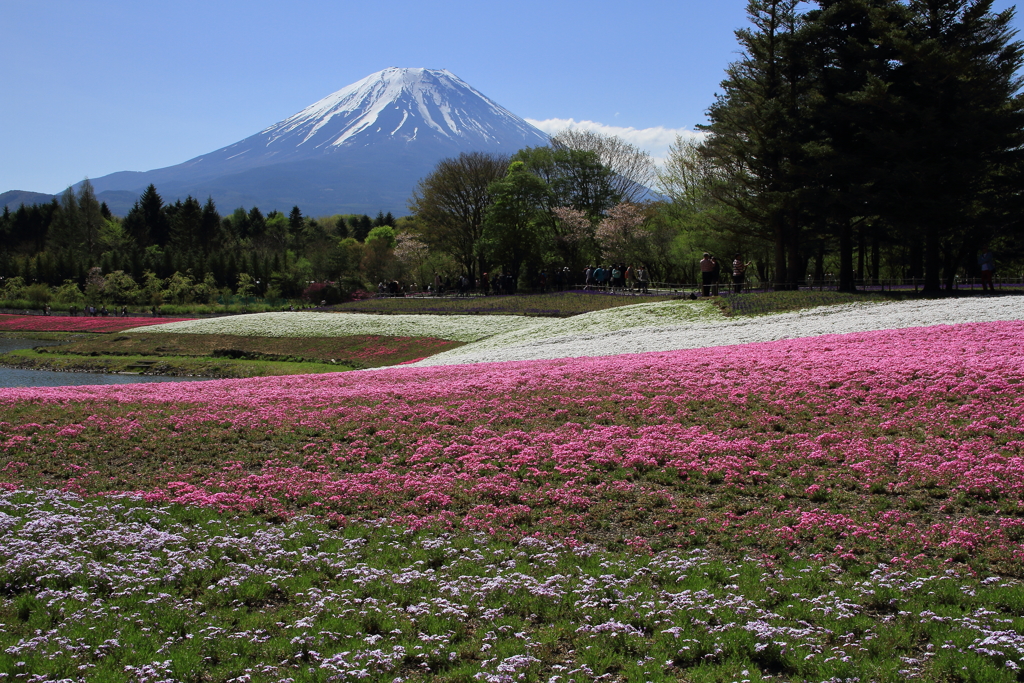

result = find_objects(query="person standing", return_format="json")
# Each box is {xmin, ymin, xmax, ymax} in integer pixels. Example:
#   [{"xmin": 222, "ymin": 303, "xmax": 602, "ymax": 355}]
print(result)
[
  {"xmin": 700, "ymin": 253, "xmax": 715, "ymax": 297},
  {"xmin": 636, "ymin": 265, "xmax": 649, "ymax": 294},
  {"xmin": 979, "ymin": 247, "xmax": 996, "ymax": 292},
  {"xmin": 732, "ymin": 254, "xmax": 752, "ymax": 294}
]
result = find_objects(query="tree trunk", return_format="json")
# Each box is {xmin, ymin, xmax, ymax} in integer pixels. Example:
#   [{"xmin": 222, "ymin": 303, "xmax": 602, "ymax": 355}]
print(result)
[
  {"xmin": 814, "ymin": 242, "xmax": 825, "ymax": 285},
  {"xmin": 838, "ymin": 220, "xmax": 856, "ymax": 292},
  {"xmin": 856, "ymin": 227, "xmax": 866, "ymax": 284},
  {"xmin": 787, "ymin": 204, "xmax": 801, "ymax": 289},
  {"xmin": 773, "ymin": 214, "xmax": 788, "ymax": 291},
  {"xmin": 870, "ymin": 231, "xmax": 880, "ymax": 285},
  {"xmin": 923, "ymin": 224, "xmax": 942, "ymax": 292}
]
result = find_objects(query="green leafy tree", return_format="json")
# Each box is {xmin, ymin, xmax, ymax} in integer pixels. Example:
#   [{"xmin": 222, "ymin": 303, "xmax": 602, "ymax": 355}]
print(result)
[
  {"xmin": 141, "ymin": 270, "xmax": 164, "ymax": 306},
  {"xmin": 480, "ymin": 161, "xmax": 550, "ymax": 282},
  {"xmin": 165, "ymin": 271, "xmax": 195, "ymax": 304},
  {"xmin": 103, "ymin": 270, "xmax": 140, "ymax": 304},
  {"xmin": 236, "ymin": 272, "xmax": 257, "ymax": 299},
  {"xmin": 365, "ymin": 225, "xmax": 397, "ymax": 249},
  {"xmin": 409, "ymin": 151, "xmax": 510, "ymax": 280},
  {"xmin": 512, "ymin": 146, "xmax": 617, "ymax": 219},
  {"xmin": 53, "ymin": 280, "xmax": 84, "ymax": 305},
  {"xmin": 264, "ymin": 212, "xmax": 290, "ymax": 252}
]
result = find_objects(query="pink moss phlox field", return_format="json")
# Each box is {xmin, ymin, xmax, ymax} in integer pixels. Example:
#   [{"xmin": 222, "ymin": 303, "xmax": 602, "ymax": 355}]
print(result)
[
  {"xmin": 0, "ymin": 314, "xmax": 194, "ymax": 333},
  {"xmin": 2, "ymin": 321, "xmax": 1024, "ymax": 567}
]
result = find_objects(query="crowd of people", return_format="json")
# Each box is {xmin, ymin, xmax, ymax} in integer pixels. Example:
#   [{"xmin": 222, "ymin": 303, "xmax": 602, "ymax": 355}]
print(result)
[
  {"xmin": 582, "ymin": 264, "xmax": 650, "ymax": 293},
  {"xmin": 377, "ymin": 265, "xmax": 659, "ymax": 298}
]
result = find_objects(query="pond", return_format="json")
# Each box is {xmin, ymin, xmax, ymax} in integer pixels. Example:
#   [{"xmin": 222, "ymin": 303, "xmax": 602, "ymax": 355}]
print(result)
[{"xmin": 0, "ymin": 337, "xmax": 210, "ymax": 389}]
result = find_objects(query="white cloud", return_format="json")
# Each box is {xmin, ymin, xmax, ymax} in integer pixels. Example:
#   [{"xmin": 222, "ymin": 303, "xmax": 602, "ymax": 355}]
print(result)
[{"xmin": 525, "ymin": 118, "xmax": 706, "ymax": 166}]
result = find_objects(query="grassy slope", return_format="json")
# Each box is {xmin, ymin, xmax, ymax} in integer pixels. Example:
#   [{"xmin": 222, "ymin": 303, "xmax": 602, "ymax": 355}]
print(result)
[{"xmin": 0, "ymin": 333, "xmax": 465, "ymax": 378}]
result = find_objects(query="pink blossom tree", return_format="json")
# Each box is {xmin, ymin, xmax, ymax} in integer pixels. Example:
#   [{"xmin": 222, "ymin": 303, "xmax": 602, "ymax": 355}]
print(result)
[{"xmin": 596, "ymin": 202, "xmax": 649, "ymax": 264}]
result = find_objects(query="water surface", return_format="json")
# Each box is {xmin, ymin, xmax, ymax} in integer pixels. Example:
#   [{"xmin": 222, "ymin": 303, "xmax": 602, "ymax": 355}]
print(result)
[{"xmin": 0, "ymin": 337, "xmax": 209, "ymax": 388}]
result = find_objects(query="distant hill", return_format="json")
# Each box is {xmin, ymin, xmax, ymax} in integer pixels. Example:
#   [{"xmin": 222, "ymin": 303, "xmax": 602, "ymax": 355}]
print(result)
[
  {"xmin": 31, "ymin": 68, "xmax": 551, "ymax": 217},
  {"xmin": 1, "ymin": 190, "xmax": 54, "ymax": 211}
]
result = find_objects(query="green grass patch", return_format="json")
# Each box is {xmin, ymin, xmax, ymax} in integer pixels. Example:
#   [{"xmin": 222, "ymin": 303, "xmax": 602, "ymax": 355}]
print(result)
[
  {"xmin": 715, "ymin": 290, "xmax": 899, "ymax": 317},
  {"xmin": 0, "ymin": 332, "xmax": 463, "ymax": 377},
  {"xmin": 0, "ymin": 348, "xmax": 350, "ymax": 378}
]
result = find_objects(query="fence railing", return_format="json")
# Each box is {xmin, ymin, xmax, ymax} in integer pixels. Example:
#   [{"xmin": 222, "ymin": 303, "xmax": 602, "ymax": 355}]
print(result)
[{"xmin": 371, "ymin": 276, "xmax": 1024, "ymax": 299}]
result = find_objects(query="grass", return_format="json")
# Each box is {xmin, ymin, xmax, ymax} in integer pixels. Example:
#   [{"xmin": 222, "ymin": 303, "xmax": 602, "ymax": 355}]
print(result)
[
  {"xmin": 331, "ymin": 291, "xmax": 686, "ymax": 317},
  {"xmin": 0, "ymin": 348, "xmax": 350, "ymax": 378},
  {"xmin": 715, "ymin": 290, "xmax": 899, "ymax": 317},
  {"xmin": 0, "ymin": 332, "xmax": 464, "ymax": 378},
  {"xmin": 3, "ymin": 491, "xmax": 1023, "ymax": 682}
]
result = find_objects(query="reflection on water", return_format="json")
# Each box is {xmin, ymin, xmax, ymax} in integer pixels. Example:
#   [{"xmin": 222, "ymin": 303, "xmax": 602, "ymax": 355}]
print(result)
[{"xmin": 0, "ymin": 337, "xmax": 209, "ymax": 388}]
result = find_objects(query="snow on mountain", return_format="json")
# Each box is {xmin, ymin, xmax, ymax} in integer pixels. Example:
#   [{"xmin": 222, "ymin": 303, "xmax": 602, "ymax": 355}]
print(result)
[
  {"xmin": 265, "ymin": 67, "xmax": 546, "ymax": 150},
  {"xmin": 73, "ymin": 68, "xmax": 550, "ymax": 216},
  {"xmin": 174, "ymin": 67, "xmax": 549, "ymax": 175}
]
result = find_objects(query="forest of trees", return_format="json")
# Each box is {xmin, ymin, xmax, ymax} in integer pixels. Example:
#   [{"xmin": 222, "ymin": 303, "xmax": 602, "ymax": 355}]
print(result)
[
  {"xmin": 3, "ymin": 0, "xmax": 1023, "ymax": 307},
  {"xmin": 0, "ymin": 179, "xmax": 402, "ymax": 307}
]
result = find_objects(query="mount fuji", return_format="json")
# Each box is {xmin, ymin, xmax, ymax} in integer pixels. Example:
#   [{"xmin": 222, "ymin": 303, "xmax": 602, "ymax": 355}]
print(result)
[{"xmin": 47, "ymin": 68, "xmax": 550, "ymax": 216}]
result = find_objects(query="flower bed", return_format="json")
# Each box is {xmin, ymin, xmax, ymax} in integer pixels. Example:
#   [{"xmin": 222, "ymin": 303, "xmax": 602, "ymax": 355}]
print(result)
[
  {"xmin": 1, "ymin": 491, "xmax": 1020, "ymax": 681},
  {"xmin": 125, "ymin": 311, "xmax": 541, "ymax": 342},
  {"xmin": 3, "ymin": 318, "xmax": 1024, "ymax": 679},
  {"xmin": 2, "ymin": 321, "xmax": 1023, "ymax": 570},
  {"xmin": 0, "ymin": 314, "xmax": 194, "ymax": 333},
  {"xmin": 416, "ymin": 295, "xmax": 1024, "ymax": 365}
]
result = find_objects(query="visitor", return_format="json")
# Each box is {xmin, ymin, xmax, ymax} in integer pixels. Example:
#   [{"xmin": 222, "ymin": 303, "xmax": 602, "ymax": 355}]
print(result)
[
  {"xmin": 700, "ymin": 253, "xmax": 716, "ymax": 297},
  {"xmin": 979, "ymin": 246, "xmax": 996, "ymax": 292},
  {"xmin": 732, "ymin": 254, "xmax": 752, "ymax": 294},
  {"xmin": 636, "ymin": 265, "xmax": 649, "ymax": 294},
  {"xmin": 711, "ymin": 256, "xmax": 721, "ymax": 296}
]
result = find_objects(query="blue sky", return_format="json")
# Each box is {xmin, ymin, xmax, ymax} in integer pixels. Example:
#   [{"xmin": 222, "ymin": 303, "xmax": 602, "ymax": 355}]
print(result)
[{"xmin": 2, "ymin": 0, "xmax": 1022, "ymax": 195}]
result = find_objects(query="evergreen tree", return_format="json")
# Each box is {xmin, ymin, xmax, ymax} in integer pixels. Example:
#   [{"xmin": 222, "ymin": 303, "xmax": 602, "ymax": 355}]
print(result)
[
  {"xmin": 702, "ymin": 0, "xmax": 808, "ymax": 289},
  {"xmin": 248, "ymin": 206, "xmax": 266, "ymax": 239},
  {"xmin": 201, "ymin": 197, "xmax": 221, "ymax": 250},
  {"xmin": 353, "ymin": 215, "xmax": 372, "ymax": 241},
  {"xmin": 889, "ymin": 0, "xmax": 1024, "ymax": 290},
  {"xmin": 800, "ymin": 0, "xmax": 909, "ymax": 291},
  {"xmin": 169, "ymin": 196, "xmax": 203, "ymax": 253},
  {"xmin": 49, "ymin": 187, "xmax": 82, "ymax": 257},
  {"xmin": 77, "ymin": 179, "xmax": 105, "ymax": 262},
  {"xmin": 288, "ymin": 206, "xmax": 304, "ymax": 235}
]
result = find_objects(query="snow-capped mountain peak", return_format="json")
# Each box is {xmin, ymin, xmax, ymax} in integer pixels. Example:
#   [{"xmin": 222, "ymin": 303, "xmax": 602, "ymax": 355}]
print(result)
[{"xmin": 259, "ymin": 67, "xmax": 547, "ymax": 151}]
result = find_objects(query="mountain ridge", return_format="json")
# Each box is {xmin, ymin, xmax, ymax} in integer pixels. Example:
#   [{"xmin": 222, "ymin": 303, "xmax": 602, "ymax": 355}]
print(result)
[{"xmin": 9, "ymin": 68, "xmax": 550, "ymax": 216}]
